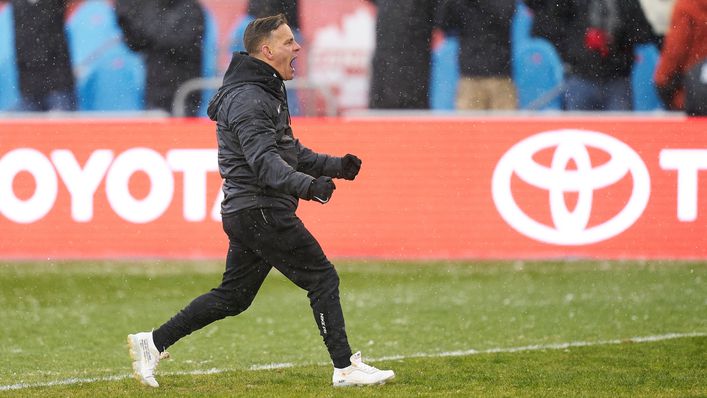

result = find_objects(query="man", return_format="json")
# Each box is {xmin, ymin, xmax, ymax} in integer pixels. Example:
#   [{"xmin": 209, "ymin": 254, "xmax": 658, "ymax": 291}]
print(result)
[
  {"xmin": 526, "ymin": 0, "xmax": 655, "ymax": 110},
  {"xmin": 127, "ymin": 14, "xmax": 395, "ymax": 388},
  {"xmin": 115, "ymin": 0, "xmax": 204, "ymax": 116},
  {"xmin": 436, "ymin": 0, "xmax": 517, "ymax": 110},
  {"xmin": 367, "ymin": 0, "xmax": 439, "ymax": 109},
  {"xmin": 11, "ymin": 0, "xmax": 76, "ymax": 111}
]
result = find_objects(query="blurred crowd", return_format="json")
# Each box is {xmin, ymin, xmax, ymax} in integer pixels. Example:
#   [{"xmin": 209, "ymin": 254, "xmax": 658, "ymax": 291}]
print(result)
[{"xmin": 0, "ymin": 0, "xmax": 705, "ymax": 116}]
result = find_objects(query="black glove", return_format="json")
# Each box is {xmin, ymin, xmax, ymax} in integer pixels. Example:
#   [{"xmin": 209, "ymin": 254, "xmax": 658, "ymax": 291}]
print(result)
[
  {"xmin": 341, "ymin": 154, "xmax": 362, "ymax": 180},
  {"xmin": 308, "ymin": 176, "xmax": 336, "ymax": 204}
]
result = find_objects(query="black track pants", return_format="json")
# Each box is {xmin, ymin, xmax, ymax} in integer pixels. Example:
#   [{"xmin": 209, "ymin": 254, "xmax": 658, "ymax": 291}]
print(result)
[{"xmin": 152, "ymin": 208, "xmax": 353, "ymax": 367}]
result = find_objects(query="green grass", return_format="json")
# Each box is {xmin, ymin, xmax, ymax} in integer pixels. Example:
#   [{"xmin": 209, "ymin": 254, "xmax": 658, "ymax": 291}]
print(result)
[{"xmin": 0, "ymin": 260, "xmax": 705, "ymax": 397}]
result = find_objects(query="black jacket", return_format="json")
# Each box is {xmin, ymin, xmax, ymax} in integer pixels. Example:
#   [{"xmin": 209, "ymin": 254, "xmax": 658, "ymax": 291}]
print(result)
[
  {"xmin": 368, "ymin": 0, "xmax": 439, "ymax": 109},
  {"xmin": 436, "ymin": 0, "xmax": 515, "ymax": 77},
  {"xmin": 207, "ymin": 53, "xmax": 343, "ymax": 215},
  {"xmin": 11, "ymin": 0, "xmax": 74, "ymax": 98},
  {"xmin": 116, "ymin": 0, "xmax": 204, "ymax": 115}
]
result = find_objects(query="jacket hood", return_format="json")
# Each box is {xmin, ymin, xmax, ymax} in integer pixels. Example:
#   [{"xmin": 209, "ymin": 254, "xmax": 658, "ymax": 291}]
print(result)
[{"xmin": 207, "ymin": 52, "xmax": 284, "ymax": 120}]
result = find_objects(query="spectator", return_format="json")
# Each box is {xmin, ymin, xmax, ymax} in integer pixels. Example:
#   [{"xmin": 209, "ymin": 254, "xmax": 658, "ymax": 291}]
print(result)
[
  {"xmin": 654, "ymin": 0, "xmax": 707, "ymax": 114},
  {"xmin": 10, "ymin": 0, "xmax": 76, "ymax": 111},
  {"xmin": 526, "ymin": 0, "xmax": 655, "ymax": 111},
  {"xmin": 115, "ymin": 0, "xmax": 205, "ymax": 116},
  {"xmin": 436, "ymin": 0, "xmax": 517, "ymax": 110},
  {"xmin": 367, "ymin": 0, "xmax": 440, "ymax": 109}
]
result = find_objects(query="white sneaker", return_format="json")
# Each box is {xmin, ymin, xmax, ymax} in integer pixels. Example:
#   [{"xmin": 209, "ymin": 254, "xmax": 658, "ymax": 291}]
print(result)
[
  {"xmin": 332, "ymin": 351, "xmax": 395, "ymax": 387},
  {"xmin": 127, "ymin": 331, "xmax": 168, "ymax": 388}
]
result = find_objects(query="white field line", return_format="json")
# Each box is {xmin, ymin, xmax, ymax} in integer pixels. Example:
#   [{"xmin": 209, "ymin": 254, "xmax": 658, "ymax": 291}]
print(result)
[{"xmin": 1, "ymin": 331, "xmax": 704, "ymax": 391}]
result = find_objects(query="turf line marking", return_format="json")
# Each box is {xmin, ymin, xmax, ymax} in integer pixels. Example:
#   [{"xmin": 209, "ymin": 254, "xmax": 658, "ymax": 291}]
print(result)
[
  {"xmin": 1, "ymin": 331, "xmax": 704, "ymax": 391},
  {"xmin": 374, "ymin": 331, "xmax": 707, "ymax": 362}
]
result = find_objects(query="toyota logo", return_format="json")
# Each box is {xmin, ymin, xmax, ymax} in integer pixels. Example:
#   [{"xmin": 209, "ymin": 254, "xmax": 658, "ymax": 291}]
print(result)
[{"xmin": 492, "ymin": 130, "xmax": 650, "ymax": 245}]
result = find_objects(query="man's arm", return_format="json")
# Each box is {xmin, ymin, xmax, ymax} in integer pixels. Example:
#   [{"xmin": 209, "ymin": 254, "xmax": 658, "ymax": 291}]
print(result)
[
  {"xmin": 297, "ymin": 142, "xmax": 362, "ymax": 181},
  {"xmin": 296, "ymin": 141, "xmax": 340, "ymax": 178},
  {"xmin": 654, "ymin": 2, "xmax": 691, "ymax": 108},
  {"xmin": 228, "ymin": 97, "xmax": 313, "ymax": 198}
]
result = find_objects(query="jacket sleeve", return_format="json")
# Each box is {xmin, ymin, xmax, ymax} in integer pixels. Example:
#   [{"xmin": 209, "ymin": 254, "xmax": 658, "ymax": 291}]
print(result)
[
  {"xmin": 296, "ymin": 141, "xmax": 343, "ymax": 178},
  {"xmin": 227, "ymin": 95, "xmax": 313, "ymax": 198},
  {"xmin": 654, "ymin": 3, "xmax": 690, "ymax": 88}
]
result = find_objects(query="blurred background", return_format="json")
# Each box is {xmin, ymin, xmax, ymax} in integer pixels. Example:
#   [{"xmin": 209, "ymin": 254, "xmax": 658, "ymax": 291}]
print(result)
[{"xmin": 1, "ymin": 0, "xmax": 703, "ymax": 118}]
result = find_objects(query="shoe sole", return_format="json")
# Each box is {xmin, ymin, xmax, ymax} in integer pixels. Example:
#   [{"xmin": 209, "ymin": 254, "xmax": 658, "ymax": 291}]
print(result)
[
  {"xmin": 126, "ymin": 334, "xmax": 159, "ymax": 388},
  {"xmin": 333, "ymin": 374, "xmax": 395, "ymax": 387}
]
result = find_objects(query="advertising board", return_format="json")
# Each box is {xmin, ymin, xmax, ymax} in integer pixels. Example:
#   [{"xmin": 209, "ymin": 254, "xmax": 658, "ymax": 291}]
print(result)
[{"xmin": 1, "ymin": 117, "xmax": 705, "ymax": 259}]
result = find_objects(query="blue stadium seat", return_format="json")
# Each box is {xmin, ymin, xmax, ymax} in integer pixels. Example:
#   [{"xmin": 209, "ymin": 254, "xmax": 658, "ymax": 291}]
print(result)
[
  {"xmin": 511, "ymin": 0, "xmax": 533, "ymax": 58},
  {"xmin": 66, "ymin": 0, "xmax": 123, "ymax": 71},
  {"xmin": 632, "ymin": 43, "xmax": 663, "ymax": 111},
  {"xmin": 79, "ymin": 46, "xmax": 145, "ymax": 111},
  {"xmin": 430, "ymin": 35, "xmax": 459, "ymax": 110},
  {"xmin": 66, "ymin": 0, "xmax": 145, "ymax": 111},
  {"xmin": 513, "ymin": 39, "xmax": 564, "ymax": 110},
  {"xmin": 198, "ymin": 9, "xmax": 218, "ymax": 116},
  {"xmin": 0, "ymin": 3, "xmax": 20, "ymax": 111}
]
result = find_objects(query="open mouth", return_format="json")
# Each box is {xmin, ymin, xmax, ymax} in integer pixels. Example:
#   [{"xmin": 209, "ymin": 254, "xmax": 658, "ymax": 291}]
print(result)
[{"xmin": 290, "ymin": 57, "xmax": 297, "ymax": 73}]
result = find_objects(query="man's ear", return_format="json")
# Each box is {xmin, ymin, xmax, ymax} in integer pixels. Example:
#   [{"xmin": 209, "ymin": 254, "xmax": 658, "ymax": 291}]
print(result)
[{"xmin": 261, "ymin": 44, "xmax": 273, "ymax": 59}]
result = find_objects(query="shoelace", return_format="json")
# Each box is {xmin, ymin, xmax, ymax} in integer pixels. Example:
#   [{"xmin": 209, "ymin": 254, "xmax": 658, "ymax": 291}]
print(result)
[{"xmin": 353, "ymin": 359, "xmax": 378, "ymax": 373}]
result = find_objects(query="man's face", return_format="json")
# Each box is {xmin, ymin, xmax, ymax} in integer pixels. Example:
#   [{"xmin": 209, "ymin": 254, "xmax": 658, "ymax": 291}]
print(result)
[{"xmin": 265, "ymin": 24, "xmax": 301, "ymax": 81}]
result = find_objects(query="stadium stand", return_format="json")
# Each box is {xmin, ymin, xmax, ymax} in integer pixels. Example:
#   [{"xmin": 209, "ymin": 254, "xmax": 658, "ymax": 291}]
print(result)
[{"xmin": 0, "ymin": 0, "xmax": 669, "ymax": 115}]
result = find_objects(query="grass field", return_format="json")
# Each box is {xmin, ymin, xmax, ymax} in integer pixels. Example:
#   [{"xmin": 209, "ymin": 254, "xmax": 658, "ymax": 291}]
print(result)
[{"xmin": 0, "ymin": 260, "xmax": 705, "ymax": 397}]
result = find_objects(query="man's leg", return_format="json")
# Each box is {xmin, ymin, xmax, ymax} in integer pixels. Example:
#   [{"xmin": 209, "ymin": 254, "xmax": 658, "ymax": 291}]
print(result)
[
  {"xmin": 250, "ymin": 208, "xmax": 395, "ymax": 386},
  {"xmin": 604, "ymin": 77, "xmax": 632, "ymax": 111},
  {"xmin": 564, "ymin": 75, "xmax": 601, "ymax": 110},
  {"xmin": 129, "ymin": 213, "xmax": 270, "ymax": 387},
  {"xmin": 488, "ymin": 77, "xmax": 518, "ymax": 110},
  {"xmin": 244, "ymin": 208, "xmax": 352, "ymax": 368},
  {"xmin": 152, "ymin": 215, "xmax": 271, "ymax": 351},
  {"xmin": 456, "ymin": 77, "xmax": 487, "ymax": 110}
]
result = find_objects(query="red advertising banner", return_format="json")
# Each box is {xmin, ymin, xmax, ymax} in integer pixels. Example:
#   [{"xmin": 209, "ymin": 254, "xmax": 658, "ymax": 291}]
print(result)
[{"xmin": 1, "ymin": 117, "xmax": 706, "ymax": 260}]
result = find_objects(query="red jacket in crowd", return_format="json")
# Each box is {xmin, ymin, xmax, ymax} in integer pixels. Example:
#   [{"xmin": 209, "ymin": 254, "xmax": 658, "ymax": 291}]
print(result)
[{"xmin": 654, "ymin": 0, "xmax": 707, "ymax": 110}]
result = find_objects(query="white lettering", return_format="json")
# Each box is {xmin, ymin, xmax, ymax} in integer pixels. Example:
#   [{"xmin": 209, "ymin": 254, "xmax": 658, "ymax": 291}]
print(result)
[
  {"xmin": 659, "ymin": 149, "xmax": 707, "ymax": 221},
  {"xmin": 51, "ymin": 149, "xmax": 113, "ymax": 222},
  {"xmin": 105, "ymin": 148, "xmax": 174, "ymax": 224},
  {"xmin": 0, "ymin": 148, "xmax": 222, "ymax": 224},
  {"xmin": 167, "ymin": 149, "xmax": 218, "ymax": 222},
  {"xmin": 0, "ymin": 149, "xmax": 58, "ymax": 223}
]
